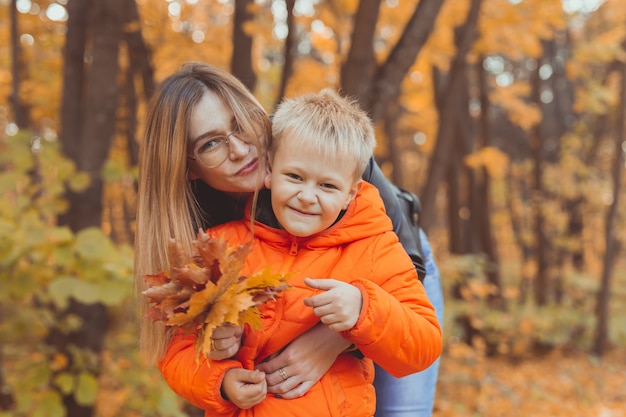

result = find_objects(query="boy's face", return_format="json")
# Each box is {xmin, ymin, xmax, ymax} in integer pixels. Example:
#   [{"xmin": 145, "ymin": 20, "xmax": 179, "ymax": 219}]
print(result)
[{"xmin": 265, "ymin": 137, "xmax": 360, "ymax": 237}]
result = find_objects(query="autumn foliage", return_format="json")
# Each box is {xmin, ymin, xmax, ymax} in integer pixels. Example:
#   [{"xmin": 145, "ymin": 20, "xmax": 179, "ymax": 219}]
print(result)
[
  {"xmin": 2, "ymin": 0, "xmax": 626, "ymax": 417},
  {"xmin": 143, "ymin": 230, "xmax": 290, "ymax": 360}
]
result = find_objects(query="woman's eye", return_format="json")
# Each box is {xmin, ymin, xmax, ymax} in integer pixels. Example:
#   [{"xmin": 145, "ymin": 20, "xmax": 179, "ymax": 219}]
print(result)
[{"xmin": 198, "ymin": 137, "xmax": 225, "ymax": 154}]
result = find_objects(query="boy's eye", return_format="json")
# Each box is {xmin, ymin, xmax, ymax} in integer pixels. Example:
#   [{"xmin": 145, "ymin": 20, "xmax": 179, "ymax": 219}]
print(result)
[
  {"xmin": 286, "ymin": 173, "xmax": 302, "ymax": 180},
  {"xmin": 321, "ymin": 183, "xmax": 338, "ymax": 190}
]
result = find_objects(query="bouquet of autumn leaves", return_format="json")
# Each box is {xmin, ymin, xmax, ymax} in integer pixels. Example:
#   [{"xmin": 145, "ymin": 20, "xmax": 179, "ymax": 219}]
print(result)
[{"xmin": 143, "ymin": 230, "xmax": 290, "ymax": 360}]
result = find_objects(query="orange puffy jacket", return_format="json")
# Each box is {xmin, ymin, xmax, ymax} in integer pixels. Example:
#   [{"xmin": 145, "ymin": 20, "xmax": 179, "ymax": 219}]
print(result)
[{"xmin": 159, "ymin": 182, "xmax": 442, "ymax": 417}]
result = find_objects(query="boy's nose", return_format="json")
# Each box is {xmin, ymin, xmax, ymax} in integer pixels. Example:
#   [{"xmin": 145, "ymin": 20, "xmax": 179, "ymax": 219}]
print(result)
[{"xmin": 297, "ymin": 187, "xmax": 317, "ymax": 203}]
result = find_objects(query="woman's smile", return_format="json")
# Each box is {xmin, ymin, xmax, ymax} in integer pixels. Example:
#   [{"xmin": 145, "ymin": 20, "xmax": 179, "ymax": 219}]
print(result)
[{"xmin": 235, "ymin": 157, "xmax": 259, "ymax": 176}]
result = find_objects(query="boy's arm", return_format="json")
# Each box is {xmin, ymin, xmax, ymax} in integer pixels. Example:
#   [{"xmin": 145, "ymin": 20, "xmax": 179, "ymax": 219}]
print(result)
[
  {"xmin": 158, "ymin": 331, "xmax": 242, "ymax": 415},
  {"xmin": 340, "ymin": 234, "xmax": 442, "ymax": 377},
  {"xmin": 221, "ymin": 368, "xmax": 267, "ymax": 410}
]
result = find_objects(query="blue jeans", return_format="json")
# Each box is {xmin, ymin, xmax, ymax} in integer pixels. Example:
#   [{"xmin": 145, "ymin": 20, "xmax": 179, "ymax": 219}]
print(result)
[{"xmin": 373, "ymin": 229, "xmax": 444, "ymax": 417}]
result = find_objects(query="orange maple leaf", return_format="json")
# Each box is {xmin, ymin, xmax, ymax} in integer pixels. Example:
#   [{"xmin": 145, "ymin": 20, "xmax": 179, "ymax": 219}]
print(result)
[{"xmin": 143, "ymin": 230, "xmax": 290, "ymax": 360}]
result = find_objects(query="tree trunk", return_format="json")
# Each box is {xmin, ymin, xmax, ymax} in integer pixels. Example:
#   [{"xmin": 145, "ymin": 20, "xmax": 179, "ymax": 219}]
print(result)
[
  {"xmin": 231, "ymin": 0, "xmax": 256, "ymax": 91},
  {"xmin": 572, "ymin": 62, "xmax": 620, "ymax": 270},
  {"xmin": 335, "ymin": 0, "xmax": 444, "ymax": 192},
  {"xmin": 384, "ymin": 98, "xmax": 404, "ymax": 185},
  {"xmin": 122, "ymin": 0, "xmax": 155, "ymax": 163},
  {"xmin": 64, "ymin": 0, "xmax": 121, "ymax": 231},
  {"xmin": 340, "ymin": 0, "xmax": 382, "ymax": 109},
  {"xmin": 54, "ymin": 0, "xmax": 124, "ymax": 415},
  {"xmin": 368, "ymin": 0, "xmax": 444, "ymax": 122},
  {"xmin": 593, "ymin": 61, "xmax": 626, "ymax": 356},
  {"xmin": 96, "ymin": 0, "xmax": 151, "ymax": 246},
  {"xmin": 0, "ymin": 313, "xmax": 14, "ymax": 410},
  {"xmin": 419, "ymin": 0, "xmax": 483, "ymax": 231},
  {"xmin": 475, "ymin": 57, "xmax": 503, "ymax": 300},
  {"xmin": 530, "ymin": 59, "xmax": 549, "ymax": 306},
  {"xmin": 447, "ymin": 152, "xmax": 463, "ymax": 254},
  {"xmin": 9, "ymin": 0, "xmax": 31, "ymax": 128},
  {"xmin": 276, "ymin": 0, "xmax": 296, "ymax": 103},
  {"xmin": 454, "ymin": 72, "xmax": 476, "ymax": 255},
  {"xmin": 59, "ymin": 0, "xmax": 91, "ymax": 165}
]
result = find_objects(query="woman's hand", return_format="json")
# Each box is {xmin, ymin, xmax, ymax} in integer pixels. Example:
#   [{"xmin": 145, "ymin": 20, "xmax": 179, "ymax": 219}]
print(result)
[
  {"xmin": 208, "ymin": 324, "xmax": 243, "ymax": 360},
  {"xmin": 255, "ymin": 322, "xmax": 351, "ymax": 399}
]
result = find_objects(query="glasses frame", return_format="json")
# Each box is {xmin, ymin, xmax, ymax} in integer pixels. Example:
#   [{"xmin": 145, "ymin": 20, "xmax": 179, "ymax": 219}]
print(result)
[{"xmin": 187, "ymin": 130, "xmax": 237, "ymax": 169}]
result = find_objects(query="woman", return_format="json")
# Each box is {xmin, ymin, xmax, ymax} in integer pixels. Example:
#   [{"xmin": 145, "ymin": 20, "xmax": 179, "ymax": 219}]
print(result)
[
  {"xmin": 373, "ymin": 229, "xmax": 444, "ymax": 417},
  {"xmin": 135, "ymin": 62, "xmax": 444, "ymax": 416}
]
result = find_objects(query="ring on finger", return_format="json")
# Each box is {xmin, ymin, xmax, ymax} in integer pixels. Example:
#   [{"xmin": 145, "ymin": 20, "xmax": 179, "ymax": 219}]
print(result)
[
  {"xmin": 278, "ymin": 367, "xmax": 288, "ymax": 381},
  {"xmin": 210, "ymin": 338, "xmax": 216, "ymax": 351}
]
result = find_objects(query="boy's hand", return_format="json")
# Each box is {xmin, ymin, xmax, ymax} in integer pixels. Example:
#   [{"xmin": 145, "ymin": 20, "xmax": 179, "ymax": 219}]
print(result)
[
  {"xmin": 222, "ymin": 368, "xmax": 267, "ymax": 409},
  {"xmin": 303, "ymin": 278, "xmax": 363, "ymax": 332},
  {"xmin": 208, "ymin": 324, "xmax": 243, "ymax": 360}
]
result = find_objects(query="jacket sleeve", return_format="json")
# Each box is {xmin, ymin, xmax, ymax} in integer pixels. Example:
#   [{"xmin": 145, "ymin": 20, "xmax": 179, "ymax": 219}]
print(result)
[
  {"xmin": 341, "ymin": 233, "xmax": 442, "ymax": 377},
  {"xmin": 362, "ymin": 158, "xmax": 427, "ymax": 281},
  {"xmin": 158, "ymin": 331, "xmax": 242, "ymax": 416}
]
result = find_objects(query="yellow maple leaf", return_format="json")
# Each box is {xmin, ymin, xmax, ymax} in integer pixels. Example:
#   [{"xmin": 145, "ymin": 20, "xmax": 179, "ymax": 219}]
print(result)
[{"xmin": 143, "ymin": 231, "xmax": 290, "ymax": 361}]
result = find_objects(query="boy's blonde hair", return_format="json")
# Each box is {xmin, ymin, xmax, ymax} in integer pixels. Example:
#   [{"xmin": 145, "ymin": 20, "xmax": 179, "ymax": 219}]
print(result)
[{"xmin": 270, "ymin": 89, "xmax": 376, "ymax": 181}]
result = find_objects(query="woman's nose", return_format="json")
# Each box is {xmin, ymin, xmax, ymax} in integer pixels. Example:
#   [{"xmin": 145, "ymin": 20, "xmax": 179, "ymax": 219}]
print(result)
[{"xmin": 228, "ymin": 135, "xmax": 250, "ymax": 158}]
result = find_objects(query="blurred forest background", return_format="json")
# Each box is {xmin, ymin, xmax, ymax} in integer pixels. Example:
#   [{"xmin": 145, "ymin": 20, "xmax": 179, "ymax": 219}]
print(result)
[{"xmin": 0, "ymin": 0, "xmax": 625, "ymax": 416}]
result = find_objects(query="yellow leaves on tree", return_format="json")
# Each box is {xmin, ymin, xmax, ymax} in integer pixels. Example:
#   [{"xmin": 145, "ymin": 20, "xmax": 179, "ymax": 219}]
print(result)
[
  {"xmin": 475, "ymin": 0, "xmax": 566, "ymax": 60},
  {"xmin": 490, "ymin": 81, "xmax": 541, "ymax": 131},
  {"xmin": 287, "ymin": 58, "xmax": 331, "ymax": 96},
  {"xmin": 143, "ymin": 230, "xmax": 289, "ymax": 359},
  {"xmin": 464, "ymin": 146, "xmax": 509, "ymax": 180}
]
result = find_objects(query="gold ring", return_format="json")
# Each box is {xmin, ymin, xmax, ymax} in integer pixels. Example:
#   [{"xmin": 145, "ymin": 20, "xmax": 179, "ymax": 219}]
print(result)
[
  {"xmin": 278, "ymin": 367, "xmax": 288, "ymax": 380},
  {"xmin": 210, "ymin": 338, "xmax": 216, "ymax": 351}
]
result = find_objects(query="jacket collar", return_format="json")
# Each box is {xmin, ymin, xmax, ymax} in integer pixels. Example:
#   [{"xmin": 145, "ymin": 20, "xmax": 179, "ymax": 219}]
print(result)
[{"xmin": 243, "ymin": 182, "xmax": 392, "ymax": 249}]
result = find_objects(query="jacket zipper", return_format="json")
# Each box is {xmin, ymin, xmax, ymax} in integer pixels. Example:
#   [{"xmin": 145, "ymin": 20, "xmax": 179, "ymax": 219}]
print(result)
[{"xmin": 289, "ymin": 235, "xmax": 299, "ymax": 255}]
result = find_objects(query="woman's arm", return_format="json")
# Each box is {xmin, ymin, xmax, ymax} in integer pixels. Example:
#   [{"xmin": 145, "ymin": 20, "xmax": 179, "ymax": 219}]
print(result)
[
  {"xmin": 255, "ymin": 322, "xmax": 351, "ymax": 399},
  {"xmin": 361, "ymin": 158, "xmax": 426, "ymax": 281},
  {"xmin": 209, "ymin": 322, "xmax": 350, "ymax": 400}
]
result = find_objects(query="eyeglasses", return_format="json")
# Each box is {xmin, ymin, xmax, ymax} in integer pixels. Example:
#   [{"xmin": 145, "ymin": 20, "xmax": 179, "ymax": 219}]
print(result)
[{"xmin": 188, "ymin": 130, "xmax": 240, "ymax": 168}]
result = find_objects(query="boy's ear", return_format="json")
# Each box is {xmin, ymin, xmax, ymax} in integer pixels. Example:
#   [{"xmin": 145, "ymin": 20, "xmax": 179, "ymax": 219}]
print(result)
[
  {"xmin": 264, "ymin": 155, "xmax": 272, "ymax": 189},
  {"xmin": 343, "ymin": 180, "xmax": 361, "ymax": 210}
]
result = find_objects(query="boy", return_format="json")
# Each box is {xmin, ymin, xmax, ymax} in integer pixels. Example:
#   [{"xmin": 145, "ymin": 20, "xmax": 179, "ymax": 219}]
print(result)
[{"xmin": 159, "ymin": 89, "xmax": 442, "ymax": 417}]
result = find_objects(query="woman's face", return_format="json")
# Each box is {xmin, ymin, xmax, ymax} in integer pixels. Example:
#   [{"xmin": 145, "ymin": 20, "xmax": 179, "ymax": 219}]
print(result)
[{"xmin": 187, "ymin": 90, "xmax": 265, "ymax": 195}]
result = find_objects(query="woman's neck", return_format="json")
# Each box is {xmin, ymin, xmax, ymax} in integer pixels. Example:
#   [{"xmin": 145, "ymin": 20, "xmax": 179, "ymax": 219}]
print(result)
[
  {"xmin": 225, "ymin": 191, "xmax": 254, "ymax": 206},
  {"xmin": 224, "ymin": 191, "xmax": 254, "ymax": 218}
]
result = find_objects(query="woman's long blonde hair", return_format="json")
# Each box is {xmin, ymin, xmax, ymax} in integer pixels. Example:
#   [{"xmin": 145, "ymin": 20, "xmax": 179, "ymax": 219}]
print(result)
[{"xmin": 135, "ymin": 63, "xmax": 271, "ymax": 364}]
